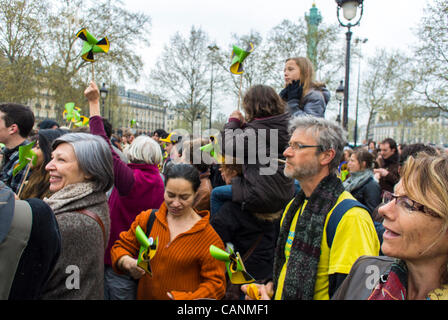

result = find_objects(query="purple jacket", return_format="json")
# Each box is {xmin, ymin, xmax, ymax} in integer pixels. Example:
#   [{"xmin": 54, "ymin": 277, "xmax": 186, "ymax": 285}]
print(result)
[{"xmin": 89, "ymin": 116, "xmax": 165, "ymax": 266}]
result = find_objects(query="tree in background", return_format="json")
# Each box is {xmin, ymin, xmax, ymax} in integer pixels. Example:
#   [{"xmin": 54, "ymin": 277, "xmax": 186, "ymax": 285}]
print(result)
[
  {"xmin": 0, "ymin": 0, "xmax": 48, "ymax": 104},
  {"xmin": 0, "ymin": 0, "xmax": 151, "ymax": 126},
  {"xmin": 220, "ymin": 31, "xmax": 271, "ymax": 102},
  {"xmin": 411, "ymin": 0, "xmax": 448, "ymax": 112},
  {"xmin": 361, "ymin": 49, "xmax": 407, "ymax": 141},
  {"xmin": 44, "ymin": 0, "xmax": 151, "ymax": 123},
  {"xmin": 150, "ymin": 26, "xmax": 216, "ymax": 131}
]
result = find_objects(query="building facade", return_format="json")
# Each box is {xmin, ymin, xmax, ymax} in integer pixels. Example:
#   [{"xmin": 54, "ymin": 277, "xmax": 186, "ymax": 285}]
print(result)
[
  {"xmin": 115, "ymin": 86, "xmax": 168, "ymax": 134},
  {"xmin": 371, "ymin": 109, "xmax": 448, "ymax": 146},
  {"xmin": 30, "ymin": 89, "xmax": 58, "ymax": 126}
]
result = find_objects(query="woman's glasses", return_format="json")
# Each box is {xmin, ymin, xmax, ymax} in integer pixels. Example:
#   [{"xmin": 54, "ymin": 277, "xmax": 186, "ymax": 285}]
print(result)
[{"xmin": 382, "ymin": 191, "xmax": 439, "ymax": 218}]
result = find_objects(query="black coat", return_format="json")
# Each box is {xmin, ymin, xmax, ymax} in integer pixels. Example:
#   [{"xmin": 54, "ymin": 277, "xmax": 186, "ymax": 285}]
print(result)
[
  {"xmin": 221, "ymin": 112, "xmax": 295, "ymax": 213},
  {"xmin": 350, "ymin": 177, "xmax": 382, "ymax": 215},
  {"xmin": 9, "ymin": 198, "xmax": 61, "ymax": 300},
  {"xmin": 210, "ymin": 201, "xmax": 279, "ymax": 281}
]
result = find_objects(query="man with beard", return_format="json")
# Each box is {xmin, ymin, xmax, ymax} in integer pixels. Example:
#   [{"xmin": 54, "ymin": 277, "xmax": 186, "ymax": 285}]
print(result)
[
  {"xmin": 374, "ymin": 138, "xmax": 400, "ymax": 193},
  {"xmin": 242, "ymin": 116, "xmax": 379, "ymax": 300}
]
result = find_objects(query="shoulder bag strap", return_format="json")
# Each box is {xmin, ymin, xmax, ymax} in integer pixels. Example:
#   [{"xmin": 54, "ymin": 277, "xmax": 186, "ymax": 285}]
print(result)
[
  {"xmin": 145, "ymin": 209, "xmax": 157, "ymax": 237},
  {"xmin": 326, "ymin": 199, "xmax": 368, "ymax": 249},
  {"xmin": 326, "ymin": 199, "xmax": 369, "ymax": 249},
  {"xmin": 77, "ymin": 209, "xmax": 107, "ymax": 249},
  {"xmin": 242, "ymin": 232, "xmax": 265, "ymax": 262}
]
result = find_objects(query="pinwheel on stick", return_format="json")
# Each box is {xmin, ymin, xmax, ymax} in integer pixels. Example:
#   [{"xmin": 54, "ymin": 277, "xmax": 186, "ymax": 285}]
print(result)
[
  {"xmin": 75, "ymin": 115, "xmax": 90, "ymax": 128},
  {"xmin": 63, "ymin": 102, "xmax": 90, "ymax": 128},
  {"xmin": 14, "ymin": 141, "xmax": 37, "ymax": 198},
  {"xmin": 230, "ymin": 43, "xmax": 254, "ymax": 110},
  {"xmin": 135, "ymin": 225, "xmax": 158, "ymax": 276},
  {"xmin": 210, "ymin": 244, "xmax": 255, "ymax": 285},
  {"xmin": 200, "ymin": 139, "xmax": 224, "ymax": 164},
  {"xmin": 76, "ymin": 28, "xmax": 110, "ymax": 81},
  {"xmin": 63, "ymin": 102, "xmax": 81, "ymax": 128}
]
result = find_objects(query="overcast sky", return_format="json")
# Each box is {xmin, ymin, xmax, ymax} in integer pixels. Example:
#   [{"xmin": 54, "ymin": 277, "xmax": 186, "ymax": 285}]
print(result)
[{"xmin": 122, "ymin": 0, "xmax": 430, "ymax": 124}]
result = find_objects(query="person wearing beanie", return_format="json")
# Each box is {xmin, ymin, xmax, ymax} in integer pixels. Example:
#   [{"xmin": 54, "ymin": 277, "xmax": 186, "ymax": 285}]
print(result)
[{"xmin": 38, "ymin": 119, "xmax": 60, "ymax": 130}]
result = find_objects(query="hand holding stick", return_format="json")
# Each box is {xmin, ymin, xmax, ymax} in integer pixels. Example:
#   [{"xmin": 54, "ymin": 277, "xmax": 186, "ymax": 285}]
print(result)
[
  {"xmin": 16, "ymin": 161, "xmax": 32, "ymax": 199},
  {"xmin": 84, "ymin": 81, "xmax": 101, "ymax": 117}
]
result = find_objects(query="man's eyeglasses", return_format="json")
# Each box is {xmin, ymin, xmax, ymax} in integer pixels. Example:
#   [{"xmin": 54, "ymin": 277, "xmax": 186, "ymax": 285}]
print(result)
[
  {"xmin": 287, "ymin": 142, "xmax": 323, "ymax": 152},
  {"xmin": 382, "ymin": 191, "xmax": 439, "ymax": 218}
]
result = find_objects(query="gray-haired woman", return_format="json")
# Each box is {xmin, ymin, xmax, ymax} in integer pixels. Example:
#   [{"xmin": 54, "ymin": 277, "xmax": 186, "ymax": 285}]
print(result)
[{"xmin": 41, "ymin": 132, "xmax": 113, "ymax": 300}]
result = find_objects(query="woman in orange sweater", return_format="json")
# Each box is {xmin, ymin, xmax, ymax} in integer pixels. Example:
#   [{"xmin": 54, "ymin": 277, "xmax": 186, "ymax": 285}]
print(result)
[{"xmin": 111, "ymin": 163, "xmax": 226, "ymax": 300}]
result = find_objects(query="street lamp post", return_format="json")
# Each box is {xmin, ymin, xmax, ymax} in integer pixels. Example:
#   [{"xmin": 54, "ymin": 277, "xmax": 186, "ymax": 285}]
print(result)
[
  {"xmin": 335, "ymin": 80, "xmax": 345, "ymax": 124},
  {"xmin": 193, "ymin": 113, "xmax": 202, "ymax": 138},
  {"xmin": 354, "ymin": 38, "xmax": 368, "ymax": 147},
  {"xmin": 100, "ymin": 83, "xmax": 108, "ymax": 118},
  {"xmin": 335, "ymin": 0, "xmax": 364, "ymax": 131},
  {"xmin": 208, "ymin": 44, "xmax": 219, "ymax": 129}
]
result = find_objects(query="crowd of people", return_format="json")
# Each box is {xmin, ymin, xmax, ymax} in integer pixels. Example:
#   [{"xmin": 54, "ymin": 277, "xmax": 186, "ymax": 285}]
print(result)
[{"xmin": 1, "ymin": 56, "xmax": 448, "ymax": 301}]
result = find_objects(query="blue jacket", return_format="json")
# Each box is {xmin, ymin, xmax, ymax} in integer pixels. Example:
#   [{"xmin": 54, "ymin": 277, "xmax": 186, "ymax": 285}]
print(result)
[{"xmin": 287, "ymin": 87, "xmax": 330, "ymax": 118}]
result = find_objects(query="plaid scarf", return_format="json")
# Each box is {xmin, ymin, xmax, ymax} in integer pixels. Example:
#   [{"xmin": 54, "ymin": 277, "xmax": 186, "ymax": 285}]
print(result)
[{"xmin": 273, "ymin": 173, "xmax": 345, "ymax": 300}]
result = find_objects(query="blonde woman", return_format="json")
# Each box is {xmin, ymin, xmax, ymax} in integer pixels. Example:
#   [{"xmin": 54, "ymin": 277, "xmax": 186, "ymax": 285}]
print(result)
[
  {"xmin": 280, "ymin": 57, "xmax": 330, "ymax": 118},
  {"xmin": 333, "ymin": 153, "xmax": 448, "ymax": 300}
]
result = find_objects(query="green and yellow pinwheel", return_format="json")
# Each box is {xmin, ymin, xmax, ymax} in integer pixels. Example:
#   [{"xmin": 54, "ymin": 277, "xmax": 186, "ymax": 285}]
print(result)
[
  {"xmin": 230, "ymin": 43, "xmax": 254, "ymax": 74},
  {"xmin": 63, "ymin": 102, "xmax": 82, "ymax": 124},
  {"xmin": 135, "ymin": 225, "xmax": 158, "ymax": 276},
  {"xmin": 74, "ymin": 115, "xmax": 90, "ymax": 128},
  {"xmin": 130, "ymin": 119, "xmax": 137, "ymax": 128},
  {"xmin": 210, "ymin": 244, "xmax": 255, "ymax": 284},
  {"xmin": 13, "ymin": 141, "xmax": 37, "ymax": 176},
  {"xmin": 76, "ymin": 28, "xmax": 110, "ymax": 62},
  {"xmin": 200, "ymin": 141, "xmax": 224, "ymax": 164}
]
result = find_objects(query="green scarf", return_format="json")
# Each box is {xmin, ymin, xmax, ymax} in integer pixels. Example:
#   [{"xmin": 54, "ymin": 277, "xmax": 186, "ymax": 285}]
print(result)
[{"xmin": 273, "ymin": 173, "xmax": 345, "ymax": 300}]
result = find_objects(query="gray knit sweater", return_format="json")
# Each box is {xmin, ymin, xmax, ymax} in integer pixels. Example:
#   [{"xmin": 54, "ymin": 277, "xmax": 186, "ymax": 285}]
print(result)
[{"xmin": 41, "ymin": 182, "xmax": 110, "ymax": 300}]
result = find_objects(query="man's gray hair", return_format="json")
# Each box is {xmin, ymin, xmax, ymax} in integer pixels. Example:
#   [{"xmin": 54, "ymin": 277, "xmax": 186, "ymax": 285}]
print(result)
[
  {"xmin": 52, "ymin": 132, "xmax": 114, "ymax": 192},
  {"xmin": 288, "ymin": 115, "xmax": 348, "ymax": 172}
]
